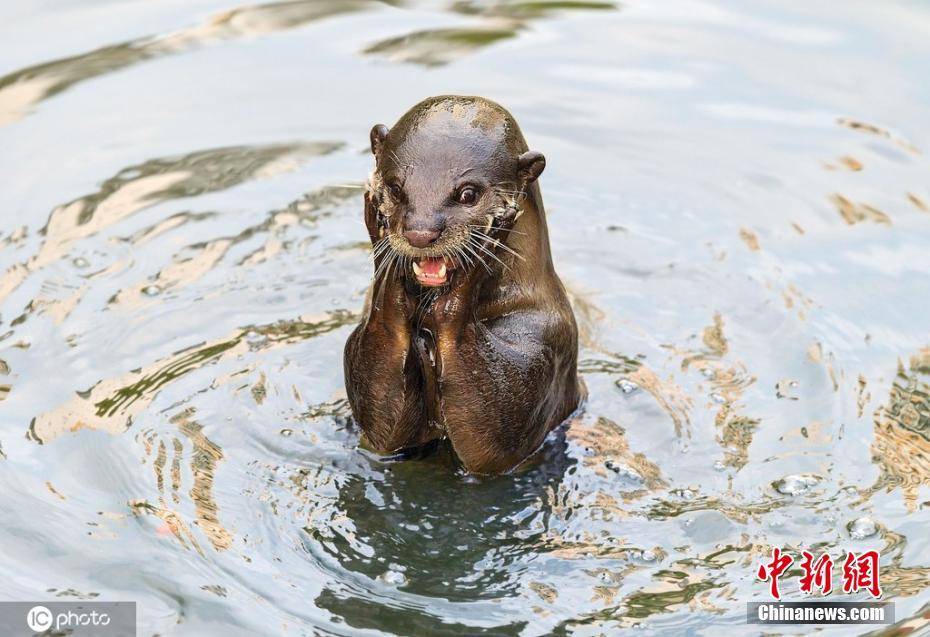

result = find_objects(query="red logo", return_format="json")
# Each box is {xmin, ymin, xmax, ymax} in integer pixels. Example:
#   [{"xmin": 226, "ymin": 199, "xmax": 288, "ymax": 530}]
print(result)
[
  {"xmin": 799, "ymin": 551, "xmax": 833, "ymax": 595},
  {"xmin": 757, "ymin": 548, "xmax": 793, "ymax": 600},
  {"xmin": 756, "ymin": 548, "xmax": 882, "ymax": 599},
  {"xmin": 842, "ymin": 550, "xmax": 882, "ymax": 598}
]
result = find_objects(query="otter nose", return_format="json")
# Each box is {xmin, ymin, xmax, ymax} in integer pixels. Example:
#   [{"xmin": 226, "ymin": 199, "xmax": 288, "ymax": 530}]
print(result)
[{"xmin": 403, "ymin": 229, "xmax": 440, "ymax": 248}]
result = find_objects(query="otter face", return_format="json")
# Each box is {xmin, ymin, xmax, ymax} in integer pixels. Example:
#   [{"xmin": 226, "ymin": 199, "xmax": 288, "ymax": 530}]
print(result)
[{"xmin": 366, "ymin": 98, "xmax": 545, "ymax": 288}]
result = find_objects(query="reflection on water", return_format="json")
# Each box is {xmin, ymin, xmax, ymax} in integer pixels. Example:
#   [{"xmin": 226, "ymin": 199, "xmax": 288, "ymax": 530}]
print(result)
[
  {"xmin": 2, "ymin": 0, "xmax": 930, "ymax": 634},
  {"xmin": 867, "ymin": 359, "xmax": 930, "ymax": 512},
  {"xmin": 0, "ymin": 0, "xmax": 383, "ymax": 126}
]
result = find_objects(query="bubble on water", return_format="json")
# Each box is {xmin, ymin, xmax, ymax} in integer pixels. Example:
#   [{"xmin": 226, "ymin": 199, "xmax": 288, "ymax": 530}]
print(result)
[
  {"xmin": 605, "ymin": 459, "xmax": 644, "ymax": 484},
  {"xmin": 773, "ymin": 474, "xmax": 820, "ymax": 496},
  {"xmin": 848, "ymin": 517, "xmax": 878, "ymax": 539},
  {"xmin": 713, "ymin": 460, "xmax": 726, "ymax": 472},
  {"xmin": 378, "ymin": 567, "xmax": 407, "ymax": 586},
  {"xmin": 710, "ymin": 392, "xmax": 727, "ymax": 404},
  {"xmin": 142, "ymin": 285, "xmax": 161, "ymax": 296},
  {"xmin": 72, "ymin": 257, "xmax": 90, "ymax": 269},
  {"xmin": 776, "ymin": 379, "xmax": 800, "ymax": 400},
  {"xmin": 700, "ymin": 367, "xmax": 716, "ymax": 380},
  {"xmin": 672, "ymin": 488, "xmax": 696, "ymax": 500},
  {"xmin": 639, "ymin": 549, "xmax": 658, "ymax": 562},
  {"xmin": 280, "ymin": 429, "xmax": 293, "ymax": 437},
  {"xmin": 617, "ymin": 379, "xmax": 639, "ymax": 394},
  {"xmin": 245, "ymin": 331, "xmax": 268, "ymax": 347}
]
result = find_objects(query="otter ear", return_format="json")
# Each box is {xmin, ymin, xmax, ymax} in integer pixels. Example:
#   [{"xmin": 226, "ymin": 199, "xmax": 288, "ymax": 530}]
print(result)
[
  {"xmin": 517, "ymin": 150, "xmax": 546, "ymax": 182},
  {"xmin": 370, "ymin": 124, "xmax": 389, "ymax": 157}
]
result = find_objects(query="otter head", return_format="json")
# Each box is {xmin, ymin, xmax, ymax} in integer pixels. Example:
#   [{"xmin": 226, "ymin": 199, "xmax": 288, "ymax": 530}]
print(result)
[{"xmin": 367, "ymin": 96, "xmax": 545, "ymax": 288}]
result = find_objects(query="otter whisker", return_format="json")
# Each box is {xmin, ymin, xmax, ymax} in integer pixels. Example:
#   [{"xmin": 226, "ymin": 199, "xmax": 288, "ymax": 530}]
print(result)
[
  {"xmin": 471, "ymin": 239, "xmax": 507, "ymax": 269},
  {"xmin": 372, "ymin": 258, "xmax": 390, "ymax": 290},
  {"xmin": 414, "ymin": 288, "xmax": 441, "ymax": 332},
  {"xmin": 371, "ymin": 238, "xmax": 391, "ymax": 262},
  {"xmin": 373, "ymin": 244, "xmax": 400, "ymax": 283},
  {"xmin": 468, "ymin": 233, "xmax": 509, "ymax": 272},
  {"xmin": 462, "ymin": 242, "xmax": 489, "ymax": 274},
  {"xmin": 384, "ymin": 251, "xmax": 399, "ymax": 285},
  {"xmin": 461, "ymin": 239, "xmax": 492, "ymax": 275},
  {"xmin": 372, "ymin": 252, "xmax": 389, "ymax": 281},
  {"xmin": 466, "ymin": 224, "xmax": 527, "ymax": 237},
  {"xmin": 471, "ymin": 229, "xmax": 526, "ymax": 262},
  {"xmin": 453, "ymin": 243, "xmax": 474, "ymax": 270},
  {"xmin": 372, "ymin": 250, "xmax": 399, "ymax": 310},
  {"xmin": 387, "ymin": 149, "xmax": 405, "ymax": 170}
]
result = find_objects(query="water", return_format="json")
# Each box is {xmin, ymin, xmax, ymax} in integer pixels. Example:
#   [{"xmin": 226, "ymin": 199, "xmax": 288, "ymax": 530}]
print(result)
[{"xmin": 2, "ymin": 1, "xmax": 930, "ymax": 635}]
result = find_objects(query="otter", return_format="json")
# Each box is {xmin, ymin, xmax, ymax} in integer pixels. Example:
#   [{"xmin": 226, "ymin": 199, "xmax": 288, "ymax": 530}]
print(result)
[{"xmin": 343, "ymin": 95, "xmax": 580, "ymax": 474}]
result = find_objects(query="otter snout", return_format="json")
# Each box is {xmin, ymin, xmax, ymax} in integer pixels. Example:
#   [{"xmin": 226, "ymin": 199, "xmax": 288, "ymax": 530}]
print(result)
[{"xmin": 403, "ymin": 229, "xmax": 440, "ymax": 248}]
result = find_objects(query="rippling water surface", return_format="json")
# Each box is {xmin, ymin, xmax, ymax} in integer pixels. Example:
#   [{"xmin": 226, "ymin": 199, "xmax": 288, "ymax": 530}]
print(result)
[{"xmin": 2, "ymin": 1, "xmax": 930, "ymax": 635}]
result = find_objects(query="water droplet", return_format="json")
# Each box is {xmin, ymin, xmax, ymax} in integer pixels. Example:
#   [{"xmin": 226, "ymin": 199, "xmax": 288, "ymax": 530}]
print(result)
[
  {"xmin": 713, "ymin": 460, "xmax": 726, "ymax": 472},
  {"xmin": 280, "ymin": 429, "xmax": 293, "ymax": 437},
  {"xmin": 710, "ymin": 392, "xmax": 727, "ymax": 404},
  {"xmin": 700, "ymin": 367, "xmax": 716, "ymax": 380},
  {"xmin": 142, "ymin": 285, "xmax": 161, "ymax": 296},
  {"xmin": 72, "ymin": 257, "xmax": 90, "ymax": 269},
  {"xmin": 848, "ymin": 517, "xmax": 878, "ymax": 539},
  {"xmin": 773, "ymin": 474, "xmax": 820, "ymax": 496},
  {"xmin": 617, "ymin": 379, "xmax": 639, "ymax": 394},
  {"xmin": 639, "ymin": 549, "xmax": 658, "ymax": 562},
  {"xmin": 672, "ymin": 488, "xmax": 696, "ymax": 500}
]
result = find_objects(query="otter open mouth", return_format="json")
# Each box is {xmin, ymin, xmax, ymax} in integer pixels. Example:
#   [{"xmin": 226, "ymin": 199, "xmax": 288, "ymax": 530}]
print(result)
[{"xmin": 411, "ymin": 256, "xmax": 456, "ymax": 287}]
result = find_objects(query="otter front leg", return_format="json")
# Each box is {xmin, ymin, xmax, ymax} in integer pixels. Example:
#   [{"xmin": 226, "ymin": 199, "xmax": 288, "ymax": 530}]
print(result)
[
  {"xmin": 343, "ymin": 191, "xmax": 434, "ymax": 453},
  {"xmin": 428, "ymin": 312, "xmax": 579, "ymax": 474},
  {"xmin": 344, "ymin": 312, "xmax": 433, "ymax": 453}
]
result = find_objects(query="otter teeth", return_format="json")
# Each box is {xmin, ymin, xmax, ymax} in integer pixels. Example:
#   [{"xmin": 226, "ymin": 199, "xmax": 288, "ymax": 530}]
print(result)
[
  {"xmin": 411, "ymin": 260, "xmax": 447, "ymax": 278},
  {"xmin": 412, "ymin": 257, "xmax": 450, "ymax": 286}
]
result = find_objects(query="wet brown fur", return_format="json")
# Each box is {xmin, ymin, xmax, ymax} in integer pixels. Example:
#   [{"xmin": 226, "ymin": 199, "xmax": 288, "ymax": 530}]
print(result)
[{"xmin": 344, "ymin": 95, "xmax": 581, "ymax": 474}]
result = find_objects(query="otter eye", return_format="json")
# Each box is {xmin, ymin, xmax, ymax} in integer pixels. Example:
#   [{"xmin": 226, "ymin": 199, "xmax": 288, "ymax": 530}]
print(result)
[
  {"xmin": 387, "ymin": 181, "xmax": 404, "ymax": 200},
  {"xmin": 456, "ymin": 186, "xmax": 479, "ymax": 206}
]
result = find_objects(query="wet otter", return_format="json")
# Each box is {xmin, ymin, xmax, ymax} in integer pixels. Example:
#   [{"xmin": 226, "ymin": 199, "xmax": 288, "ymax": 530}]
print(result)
[{"xmin": 344, "ymin": 95, "xmax": 580, "ymax": 474}]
